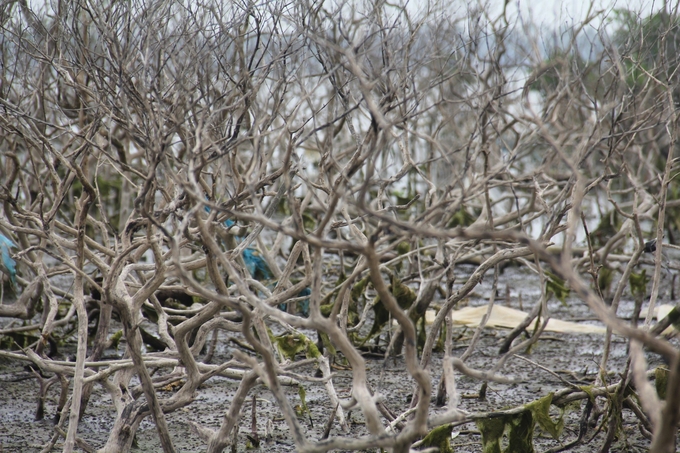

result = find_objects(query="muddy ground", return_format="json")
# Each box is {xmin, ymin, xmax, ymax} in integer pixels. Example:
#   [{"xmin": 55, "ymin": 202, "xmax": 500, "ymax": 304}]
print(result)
[{"xmin": 0, "ymin": 264, "xmax": 675, "ymax": 452}]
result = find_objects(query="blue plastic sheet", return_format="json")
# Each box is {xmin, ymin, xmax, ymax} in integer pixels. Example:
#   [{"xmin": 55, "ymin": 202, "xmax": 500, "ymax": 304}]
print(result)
[
  {"xmin": 222, "ymin": 218, "xmax": 272, "ymax": 279},
  {"xmin": 242, "ymin": 247, "xmax": 273, "ymax": 280},
  {"xmin": 213, "ymin": 209, "xmax": 309, "ymax": 314},
  {"xmin": 0, "ymin": 234, "xmax": 17, "ymax": 287},
  {"xmin": 297, "ymin": 287, "xmax": 311, "ymax": 317}
]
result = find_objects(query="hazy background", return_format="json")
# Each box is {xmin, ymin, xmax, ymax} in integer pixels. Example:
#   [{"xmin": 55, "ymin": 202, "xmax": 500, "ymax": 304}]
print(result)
[{"xmin": 511, "ymin": 0, "xmax": 655, "ymax": 27}]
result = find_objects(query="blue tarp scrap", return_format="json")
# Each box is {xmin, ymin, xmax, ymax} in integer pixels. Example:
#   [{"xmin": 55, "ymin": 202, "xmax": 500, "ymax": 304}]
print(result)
[
  {"xmin": 242, "ymin": 247, "xmax": 273, "ymax": 280},
  {"xmin": 278, "ymin": 287, "xmax": 311, "ymax": 316},
  {"xmin": 219, "ymin": 213, "xmax": 310, "ymax": 315},
  {"xmin": 0, "ymin": 234, "xmax": 17, "ymax": 288},
  {"xmin": 297, "ymin": 287, "xmax": 311, "ymax": 317},
  {"xmin": 222, "ymin": 218, "xmax": 273, "ymax": 280}
]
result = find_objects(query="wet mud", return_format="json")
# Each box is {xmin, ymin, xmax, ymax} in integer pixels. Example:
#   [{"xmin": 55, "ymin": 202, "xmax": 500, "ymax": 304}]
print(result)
[{"xmin": 0, "ymin": 265, "xmax": 674, "ymax": 452}]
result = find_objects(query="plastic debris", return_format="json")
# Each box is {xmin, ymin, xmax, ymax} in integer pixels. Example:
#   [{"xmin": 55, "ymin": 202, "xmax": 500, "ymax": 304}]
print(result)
[
  {"xmin": 449, "ymin": 304, "xmax": 607, "ymax": 334},
  {"xmin": 220, "ymin": 217, "xmax": 272, "ymax": 280},
  {"xmin": 210, "ymin": 207, "xmax": 305, "ymax": 311},
  {"xmin": 278, "ymin": 287, "xmax": 311, "ymax": 316},
  {"xmin": 642, "ymin": 304, "xmax": 679, "ymax": 336},
  {"xmin": 242, "ymin": 248, "xmax": 272, "ymax": 280},
  {"xmin": 643, "ymin": 239, "xmax": 657, "ymax": 253},
  {"xmin": 0, "ymin": 234, "xmax": 17, "ymax": 288},
  {"xmin": 297, "ymin": 287, "xmax": 311, "ymax": 317}
]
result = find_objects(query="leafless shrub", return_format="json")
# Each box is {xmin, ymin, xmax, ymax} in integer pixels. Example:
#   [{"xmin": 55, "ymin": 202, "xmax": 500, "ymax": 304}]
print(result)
[{"xmin": 1, "ymin": 0, "xmax": 679, "ymax": 452}]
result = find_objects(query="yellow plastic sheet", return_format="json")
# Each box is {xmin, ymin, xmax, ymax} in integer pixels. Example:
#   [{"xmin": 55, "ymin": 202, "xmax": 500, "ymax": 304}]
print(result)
[{"xmin": 447, "ymin": 305, "xmax": 607, "ymax": 334}]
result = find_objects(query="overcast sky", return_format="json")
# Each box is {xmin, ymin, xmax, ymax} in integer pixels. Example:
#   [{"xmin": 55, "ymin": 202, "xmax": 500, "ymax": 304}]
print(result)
[{"xmin": 509, "ymin": 0, "xmax": 660, "ymax": 28}]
